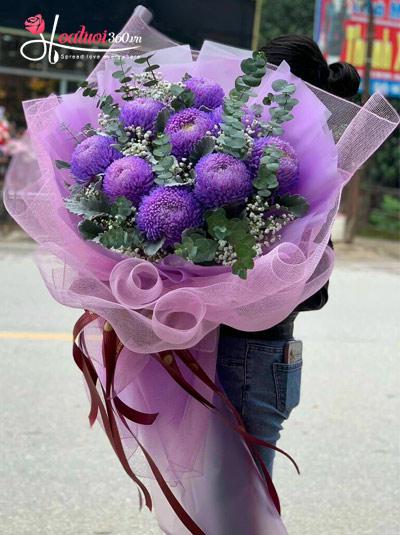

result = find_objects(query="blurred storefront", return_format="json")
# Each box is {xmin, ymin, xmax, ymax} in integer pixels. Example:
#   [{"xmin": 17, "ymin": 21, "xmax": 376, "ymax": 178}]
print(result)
[
  {"xmin": 0, "ymin": 26, "xmax": 100, "ymax": 127},
  {"xmin": 0, "ymin": 1, "xmax": 257, "ymax": 226}
]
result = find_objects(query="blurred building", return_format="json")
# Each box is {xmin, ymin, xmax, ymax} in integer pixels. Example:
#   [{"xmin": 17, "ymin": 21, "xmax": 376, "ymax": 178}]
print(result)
[
  {"xmin": 0, "ymin": 1, "xmax": 258, "ymax": 225},
  {"xmin": 0, "ymin": 0, "xmax": 257, "ymax": 127}
]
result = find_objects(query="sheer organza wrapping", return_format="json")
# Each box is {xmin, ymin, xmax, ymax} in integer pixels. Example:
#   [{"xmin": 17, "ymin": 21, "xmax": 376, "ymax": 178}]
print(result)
[{"xmin": 4, "ymin": 9, "xmax": 399, "ymax": 535}]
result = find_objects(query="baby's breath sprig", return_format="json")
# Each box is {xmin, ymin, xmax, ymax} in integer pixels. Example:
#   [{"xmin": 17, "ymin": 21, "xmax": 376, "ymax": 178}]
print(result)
[{"xmin": 121, "ymin": 126, "xmax": 152, "ymax": 158}]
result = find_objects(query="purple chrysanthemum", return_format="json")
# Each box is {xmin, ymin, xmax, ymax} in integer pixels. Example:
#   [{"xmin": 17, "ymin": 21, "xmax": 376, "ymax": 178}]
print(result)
[
  {"xmin": 185, "ymin": 77, "xmax": 225, "ymax": 110},
  {"xmin": 120, "ymin": 98, "xmax": 165, "ymax": 133},
  {"xmin": 165, "ymin": 108, "xmax": 213, "ymax": 159},
  {"xmin": 70, "ymin": 135, "xmax": 122, "ymax": 183},
  {"xmin": 137, "ymin": 186, "xmax": 203, "ymax": 246},
  {"xmin": 208, "ymin": 105, "xmax": 223, "ymax": 127},
  {"xmin": 194, "ymin": 153, "xmax": 252, "ymax": 209},
  {"xmin": 248, "ymin": 137, "xmax": 298, "ymax": 193},
  {"xmin": 102, "ymin": 156, "xmax": 154, "ymax": 205}
]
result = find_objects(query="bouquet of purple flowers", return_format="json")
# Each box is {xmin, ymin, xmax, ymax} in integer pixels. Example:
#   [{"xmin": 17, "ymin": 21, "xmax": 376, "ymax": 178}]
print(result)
[{"xmin": 61, "ymin": 52, "xmax": 309, "ymax": 278}]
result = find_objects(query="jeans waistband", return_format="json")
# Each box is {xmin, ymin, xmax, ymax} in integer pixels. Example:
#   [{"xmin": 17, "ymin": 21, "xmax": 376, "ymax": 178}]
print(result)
[{"xmin": 220, "ymin": 317, "xmax": 295, "ymax": 342}]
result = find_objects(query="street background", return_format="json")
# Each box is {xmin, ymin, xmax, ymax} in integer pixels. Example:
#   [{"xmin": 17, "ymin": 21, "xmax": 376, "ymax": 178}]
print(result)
[
  {"xmin": 1, "ymin": 1, "xmax": 399, "ymax": 534},
  {"xmin": 1, "ymin": 234, "xmax": 399, "ymax": 535}
]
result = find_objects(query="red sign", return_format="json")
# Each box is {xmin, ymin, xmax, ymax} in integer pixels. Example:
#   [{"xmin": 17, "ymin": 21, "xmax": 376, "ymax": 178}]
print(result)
[{"xmin": 314, "ymin": 0, "xmax": 400, "ymax": 96}]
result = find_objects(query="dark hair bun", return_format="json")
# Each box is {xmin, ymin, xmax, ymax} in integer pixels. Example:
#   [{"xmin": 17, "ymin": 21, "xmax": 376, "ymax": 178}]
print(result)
[{"xmin": 327, "ymin": 62, "xmax": 361, "ymax": 98}]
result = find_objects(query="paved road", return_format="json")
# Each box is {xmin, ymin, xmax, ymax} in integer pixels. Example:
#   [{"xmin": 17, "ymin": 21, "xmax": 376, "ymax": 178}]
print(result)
[{"xmin": 1, "ymin": 242, "xmax": 399, "ymax": 535}]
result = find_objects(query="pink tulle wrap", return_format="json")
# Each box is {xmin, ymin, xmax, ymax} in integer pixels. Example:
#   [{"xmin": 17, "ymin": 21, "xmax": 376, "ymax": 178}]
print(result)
[{"xmin": 4, "ymin": 9, "xmax": 399, "ymax": 535}]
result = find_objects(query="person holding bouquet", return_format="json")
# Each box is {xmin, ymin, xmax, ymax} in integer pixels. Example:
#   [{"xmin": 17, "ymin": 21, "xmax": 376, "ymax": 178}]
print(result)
[
  {"xmin": 218, "ymin": 33, "xmax": 361, "ymax": 476},
  {"xmin": 5, "ymin": 8, "xmax": 397, "ymax": 535}
]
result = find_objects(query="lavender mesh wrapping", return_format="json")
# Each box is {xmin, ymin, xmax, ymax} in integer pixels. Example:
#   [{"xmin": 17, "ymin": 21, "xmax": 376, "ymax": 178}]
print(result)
[{"xmin": 4, "ymin": 12, "xmax": 399, "ymax": 535}]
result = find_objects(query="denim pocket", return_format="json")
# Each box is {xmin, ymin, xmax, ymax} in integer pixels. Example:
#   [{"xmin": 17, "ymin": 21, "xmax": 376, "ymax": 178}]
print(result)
[{"xmin": 273, "ymin": 360, "xmax": 303, "ymax": 418}]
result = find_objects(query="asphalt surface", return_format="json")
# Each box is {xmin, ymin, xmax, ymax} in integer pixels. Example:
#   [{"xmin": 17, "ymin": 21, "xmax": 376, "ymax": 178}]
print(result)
[{"xmin": 1, "ymin": 241, "xmax": 399, "ymax": 535}]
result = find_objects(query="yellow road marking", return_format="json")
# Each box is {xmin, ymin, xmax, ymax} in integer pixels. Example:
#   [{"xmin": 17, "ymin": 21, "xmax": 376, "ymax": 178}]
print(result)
[{"xmin": 0, "ymin": 332, "xmax": 71, "ymax": 341}]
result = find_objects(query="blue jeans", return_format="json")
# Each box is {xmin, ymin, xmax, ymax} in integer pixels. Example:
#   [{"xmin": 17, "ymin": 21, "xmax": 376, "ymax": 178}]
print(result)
[{"xmin": 217, "ymin": 333, "xmax": 303, "ymax": 476}]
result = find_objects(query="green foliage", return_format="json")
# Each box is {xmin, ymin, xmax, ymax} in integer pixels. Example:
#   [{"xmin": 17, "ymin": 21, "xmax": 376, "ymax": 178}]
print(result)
[
  {"xmin": 64, "ymin": 181, "xmax": 141, "ymax": 251},
  {"xmin": 175, "ymin": 230, "xmax": 218, "ymax": 263},
  {"xmin": 64, "ymin": 185, "xmax": 111, "ymax": 219},
  {"xmin": 95, "ymin": 92, "xmax": 128, "ymax": 147},
  {"xmin": 134, "ymin": 54, "xmax": 161, "ymax": 87},
  {"xmin": 279, "ymin": 194, "xmax": 309, "ymax": 217},
  {"xmin": 170, "ymin": 84, "xmax": 195, "ymax": 111},
  {"xmin": 155, "ymin": 108, "xmax": 172, "ymax": 133},
  {"xmin": 152, "ymin": 134, "xmax": 181, "ymax": 186},
  {"xmin": 219, "ymin": 51, "xmax": 267, "ymax": 159},
  {"xmin": 110, "ymin": 196, "xmax": 133, "ymax": 219},
  {"xmin": 78, "ymin": 219, "xmax": 103, "ymax": 239},
  {"xmin": 55, "ymin": 160, "xmax": 70, "ymax": 169},
  {"xmin": 99, "ymin": 227, "xmax": 142, "ymax": 249},
  {"xmin": 80, "ymin": 80, "xmax": 98, "ymax": 98},
  {"xmin": 142, "ymin": 238, "xmax": 166, "ymax": 256},
  {"xmin": 206, "ymin": 208, "xmax": 257, "ymax": 278},
  {"xmin": 259, "ymin": 0, "xmax": 314, "ymax": 43},
  {"xmin": 189, "ymin": 136, "xmax": 216, "ymax": 164},
  {"xmin": 370, "ymin": 195, "xmax": 400, "ymax": 235},
  {"xmin": 253, "ymin": 146, "xmax": 282, "ymax": 196}
]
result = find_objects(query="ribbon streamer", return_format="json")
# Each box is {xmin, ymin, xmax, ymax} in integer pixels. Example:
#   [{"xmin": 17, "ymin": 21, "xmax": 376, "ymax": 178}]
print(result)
[{"xmin": 72, "ymin": 310, "xmax": 301, "ymax": 530}]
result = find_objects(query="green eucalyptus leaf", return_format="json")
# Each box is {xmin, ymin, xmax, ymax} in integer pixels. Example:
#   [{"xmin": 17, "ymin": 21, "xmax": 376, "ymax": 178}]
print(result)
[
  {"xmin": 155, "ymin": 108, "xmax": 172, "ymax": 133},
  {"xmin": 240, "ymin": 58, "xmax": 257, "ymax": 74},
  {"xmin": 99, "ymin": 228, "xmax": 126, "ymax": 248},
  {"xmin": 144, "ymin": 64, "xmax": 160, "ymax": 73},
  {"xmin": 279, "ymin": 194, "xmax": 309, "ymax": 217},
  {"xmin": 65, "ymin": 192, "xmax": 111, "ymax": 219},
  {"xmin": 144, "ymin": 80, "xmax": 158, "ymax": 88},
  {"xmin": 143, "ymin": 237, "xmax": 166, "ymax": 256},
  {"xmin": 272, "ymin": 79, "xmax": 288, "ymax": 92},
  {"xmin": 282, "ymin": 84, "xmax": 296, "ymax": 94},
  {"xmin": 55, "ymin": 160, "xmax": 70, "ymax": 169},
  {"xmin": 78, "ymin": 219, "xmax": 103, "ymax": 240},
  {"xmin": 272, "ymin": 126, "xmax": 284, "ymax": 136},
  {"xmin": 189, "ymin": 136, "xmax": 216, "ymax": 163},
  {"xmin": 134, "ymin": 55, "xmax": 153, "ymax": 64},
  {"xmin": 110, "ymin": 196, "xmax": 133, "ymax": 219}
]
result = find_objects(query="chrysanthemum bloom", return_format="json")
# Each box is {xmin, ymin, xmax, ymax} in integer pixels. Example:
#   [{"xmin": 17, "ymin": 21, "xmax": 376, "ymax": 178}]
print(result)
[
  {"xmin": 137, "ymin": 186, "xmax": 203, "ymax": 246},
  {"xmin": 194, "ymin": 153, "xmax": 252, "ymax": 209},
  {"xmin": 120, "ymin": 98, "xmax": 165, "ymax": 133},
  {"xmin": 248, "ymin": 137, "xmax": 298, "ymax": 193},
  {"xmin": 102, "ymin": 156, "xmax": 154, "ymax": 205},
  {"xmin": 185, "ymin": 77, "xmax": 225, "ymax": 110},
  {"xmin": 165, "ymin": 108, "xmax": 213, "ymax": 159},
  {"xmin": 70, "ymin": 135, "xmax": 122, "ymax": 183},
  {"xmin": 209, "ymin": 105, "xmax": 223, "ymax": 127}
]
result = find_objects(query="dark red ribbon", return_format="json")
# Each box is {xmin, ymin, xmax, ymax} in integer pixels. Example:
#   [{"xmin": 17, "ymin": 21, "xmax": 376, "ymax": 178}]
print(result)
[
  {"xmin": 73, "ymin": 312, "xmax": 206, "ymax": 535},
  {"xmin": 72, "ymin": 310, "xmax": 300, "ymax": 533}
]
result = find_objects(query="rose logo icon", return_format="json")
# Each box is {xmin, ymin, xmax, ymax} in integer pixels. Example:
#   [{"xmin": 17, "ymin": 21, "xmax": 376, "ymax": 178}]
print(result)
[{"xmin": 24, "ymin": 14, "xmax": 45, "ymax": 35}]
